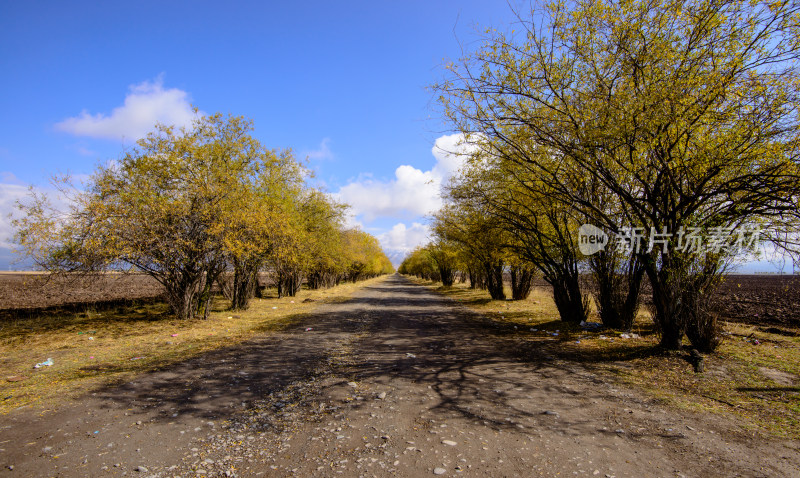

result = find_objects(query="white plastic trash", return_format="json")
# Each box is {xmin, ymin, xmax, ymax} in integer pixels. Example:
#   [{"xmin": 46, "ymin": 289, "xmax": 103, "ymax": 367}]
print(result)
[{"xmin": 34, "ymin": 358, "xmax": 54, "ymax": 368}]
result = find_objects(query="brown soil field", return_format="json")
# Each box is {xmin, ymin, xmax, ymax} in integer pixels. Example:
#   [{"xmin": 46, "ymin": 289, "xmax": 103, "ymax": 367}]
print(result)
[
  {"xmin": 713, "ymin": 274, "xmax": 800, "ymax": 329},
  {"xmin": 0, "ymin": 273, "xmax": 163, "ymax": 314}
]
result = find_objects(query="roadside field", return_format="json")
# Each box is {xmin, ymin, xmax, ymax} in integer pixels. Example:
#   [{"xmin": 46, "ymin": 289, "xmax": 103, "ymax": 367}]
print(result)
[{"xmin": 0, "ymin": 272, "xmax": 163, "ymax": 314}]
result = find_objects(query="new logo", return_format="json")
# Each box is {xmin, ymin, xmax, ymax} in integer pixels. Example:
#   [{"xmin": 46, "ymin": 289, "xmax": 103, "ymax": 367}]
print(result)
[{"xmin": 578, "ymin": 224, "xmax": 608, "ymax": 255}]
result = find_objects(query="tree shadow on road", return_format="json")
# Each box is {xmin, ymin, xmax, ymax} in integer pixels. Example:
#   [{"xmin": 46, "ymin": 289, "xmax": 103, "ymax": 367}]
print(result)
[{"xmin": 90, "ymin": 276, "xmax": 669, "ymax": 441}]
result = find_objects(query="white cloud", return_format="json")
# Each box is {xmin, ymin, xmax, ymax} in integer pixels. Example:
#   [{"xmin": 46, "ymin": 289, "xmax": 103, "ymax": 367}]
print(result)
[
  {"xmin": 55, "ymin": 76, "xmax": 199, "ymax": 142},
  {"xmin": 305, "ymin": 138, "xmax": 335, "ymax": 161},
  {"xmin": 379, "ymin": 222, "xmax": 430, "ymax": 252},
  {"xmin": 377, "ymin": 222, "xmax": 431, "ymax": 266},
  {"xmin": 0, "ymin": 173, "xmax": 82, "ymax": 269},
  {"xmin": 335, "ymin": 167, "xmax": 438, "ymax": 221},
  {"xmin": 334, "ymin": 133, "xmax": 473, "ymax": 222},
  {"xmin": 430, "ymin": 132, "xmax": 472, "ymax": 179},
  {"xmin": 0, "ymin": 175, "xmax": 31, "ymax": 250}
]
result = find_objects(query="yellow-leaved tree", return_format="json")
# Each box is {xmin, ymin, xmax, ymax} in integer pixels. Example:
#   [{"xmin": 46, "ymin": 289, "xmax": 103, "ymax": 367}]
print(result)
[
  {"xmin": 436, "ymin": 0, "xmax": 800, "ymax": 350},
  {"xmin": 15, "ymin": 113, "xmax": 306, "ymax": 319}
]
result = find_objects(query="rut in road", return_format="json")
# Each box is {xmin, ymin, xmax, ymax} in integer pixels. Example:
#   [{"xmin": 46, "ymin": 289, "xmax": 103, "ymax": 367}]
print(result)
[{"xmin": 2, "ymin": 274, "xmax": 798, "ymax": 477}]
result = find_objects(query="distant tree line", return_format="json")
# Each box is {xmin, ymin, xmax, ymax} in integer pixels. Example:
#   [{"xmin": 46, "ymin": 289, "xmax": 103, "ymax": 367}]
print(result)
[
  {"xmin": 403, "ymin": 0, "xmax": 800, "ymax": 352},
  {"xmin": 14, "ymin": 113, "xmax": 394, "ymax": 319}
]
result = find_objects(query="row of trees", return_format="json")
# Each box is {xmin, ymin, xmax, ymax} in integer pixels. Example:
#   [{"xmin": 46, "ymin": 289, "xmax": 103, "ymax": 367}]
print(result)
[
  {"xmin": 416, "ymin": 0, "xmax": 800, "ymax": 352},
  {"xmin": 14, "ymin": 113, "xmax": 393, "ymax": 319},
  {"xmin": 398, "ymin": 212, "xmax": 537, "ymax": 303}
]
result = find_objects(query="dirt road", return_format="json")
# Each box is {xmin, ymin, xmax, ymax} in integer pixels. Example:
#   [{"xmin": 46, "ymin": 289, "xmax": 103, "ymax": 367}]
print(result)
[{"xmin": 2, "ymin": 274, "xmax": 798, "ymax": 477}]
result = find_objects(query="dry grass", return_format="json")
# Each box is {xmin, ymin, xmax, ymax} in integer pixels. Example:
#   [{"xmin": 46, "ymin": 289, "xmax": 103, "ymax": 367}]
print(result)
[
  {"xmin": 0, "ymin": 277, "xmax": 385, "ymax": 415},
  {"xmin": 413, "ymin": 277, "xmax": 800, "ymax": 440}
]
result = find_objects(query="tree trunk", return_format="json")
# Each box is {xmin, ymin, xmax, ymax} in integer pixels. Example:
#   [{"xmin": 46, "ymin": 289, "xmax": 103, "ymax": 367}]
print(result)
[
  {"xmin": 162, "ymin": 271, "xmax": 203, "ymax": 320},
  {"xmin": 307, "ymin": 272, "xmax": 320, "ymax": 290},
  {"xmin": 547, "ymin": 271, "xmax": 588, "ymax": 323},
  {"xmin": 197, "ymin": 262, "xmax": 223, "ymax": 319},
  {"xmin": 484, "ymin": 261, "xmax": 505, "ymax": 300},
  {"xmin": 439, "ymin": 265, "xmax": 455, "ymax": 286},
  {"xmin": 510, "ymin": 265, "xmax": 535, "ymax": 300},
  {"xmin": 230, "ymin": 260, "xmax": 259, "ymax": 310},
  {"xmin": 590, "ymin": 251, "xmax": 644, "ymax": 329},
  {"xmin": 467, "ymin": 267, "xmax": 477, "ymax": 289},
  {"xmin": 650, "ymin": 287, "xmax": 685, "ymax": 349},
  {"xmin": 278, "ymin": 268, "xmax": 303, "ymax": 297},
  {"xmin": 646, "ymin": 263, "xmax": 687, "ymax": 349}
]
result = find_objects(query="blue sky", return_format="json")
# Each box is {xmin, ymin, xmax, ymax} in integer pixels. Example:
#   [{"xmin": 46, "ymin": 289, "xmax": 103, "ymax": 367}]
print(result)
[{"xmin": 0, "ymin": 0, "xmax": 526, "ymax": 268}]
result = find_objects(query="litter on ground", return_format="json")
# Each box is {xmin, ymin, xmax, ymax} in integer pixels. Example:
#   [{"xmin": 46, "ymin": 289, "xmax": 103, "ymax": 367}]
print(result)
[{"xmin": 34, "ymin": 358, "xmax": 54, "ymax": 368}]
